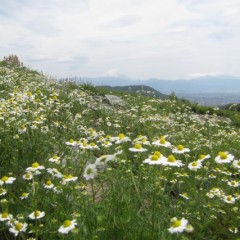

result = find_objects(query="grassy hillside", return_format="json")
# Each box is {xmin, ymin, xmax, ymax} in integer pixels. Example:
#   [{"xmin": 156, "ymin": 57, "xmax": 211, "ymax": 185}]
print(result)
[{"xmin": 1, "ymin": 58, "xmax": 240, "ymax": 239}]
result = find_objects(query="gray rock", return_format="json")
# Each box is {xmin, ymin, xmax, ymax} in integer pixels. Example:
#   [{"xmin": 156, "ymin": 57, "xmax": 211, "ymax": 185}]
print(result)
[{"xmin": 103, "ymin": 95, "xmax": 126, "ymax": 106}]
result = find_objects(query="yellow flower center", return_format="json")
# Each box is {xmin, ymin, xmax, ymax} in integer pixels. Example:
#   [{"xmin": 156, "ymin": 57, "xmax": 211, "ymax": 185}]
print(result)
[
  {"xmin": 0, "ymin": 188, "xmax": 4, "ymax": 194},
  {"xmin": 219, "ymin": 152, "xmax": 228, "ymax": 159},
  {"xmin": 191, "ymin": 162, "xmax": 198, "ymax": 167},
  {"xmin": 119, "ymin": 133, "xmax": 125, "ymax": 139},
  {"xmin": 160, "ymin": 136, "xmax": 166, "ymax": 144},
  {"xmin": 227, "ymin": 196, "xmax": 232, "ymax": 201},
  {"xmin": 151, "ymin": 155, "xmax": 159, "ymax": 161},
  {"xmin": 52, "ymin": 155, "xmax": 58, "ymax": 159},
  {"xmin": 46, "ymin": 180, "xmax": 52, "ymax": 185},
  {"xmin": 237, "ymin": 161, "xmax": 240, "ymax": 166},
  {"xmin": 25, "ymin": 173, "xmax": 31, "ymax": 179},
  {"xmin": 154, "ymin": 151, "xmax": 161, "ymax": 158},
  {"xmin": 177, "ymin": 145, "xmax": 184, "ymax": 151},
  {"xmin": 69, "ymin": 139, "xmax": 75, "ymax": 143},
  {"xmin": 64, "ymin": 175, "xmax": 73, "ymax": 179},
  {"xmin": 63, "ymin": 220, "xmax": 72, "ymax": 228},
  {"xmin": 2, "ymin": 212, "xmax": 9, "ymax": 218},
  {"xmin": 168, "ymin": 155, "xmax": 176, "ymax": 162},
  {"xmin": 1, "ymin": 176, "xmax": 9, "ymax": 182},
  {"xmin": 86, "ymin": 168, "xmax": 93, "ymax": 175},
  {"xmin": 21, "ymin": 192, "xmax": 28, "ymax": 197},
  {"xmin": 134, "ymin": 143, "xmax": 142, "ymax": 149},
  {"xmin": 231, "ymin": 181, "xmax": 236, "ymax": 186},
  {"xmin": 32, "ymin": 162, "xmax": 40, "ymax": 168},
  {"xmin": 90, "ymin": 143, "xmax": 96, "ymax": 147},
  {"xmin": 15, "ymin": 222, "xmax": 23, "ymax": 231},
  {"xmin": 34, "ymin": 211, "xmax": 41, "ymax": 217},
  {"xmin": 199, "ymin": 154, "xmax": 205, "ymax": 159},
  {"xmin": 172, "ymin": 220, "xmax": 181, "ymax": 228}
]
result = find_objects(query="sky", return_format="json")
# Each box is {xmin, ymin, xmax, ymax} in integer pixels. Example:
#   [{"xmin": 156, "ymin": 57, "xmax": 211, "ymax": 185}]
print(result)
[{"xmin": 0, "ymin": 0, "xmax": 240, "ymax": 80}]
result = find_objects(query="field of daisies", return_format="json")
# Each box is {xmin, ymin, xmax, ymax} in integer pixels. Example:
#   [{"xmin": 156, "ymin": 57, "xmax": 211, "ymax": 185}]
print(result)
[{"xmin": 0, "ymin": 58, "xmax": 240, "ymax": 240}]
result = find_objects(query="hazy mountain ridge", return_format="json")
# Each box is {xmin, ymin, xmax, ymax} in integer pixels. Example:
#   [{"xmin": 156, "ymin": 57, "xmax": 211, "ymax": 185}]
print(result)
[
  {"xmin": 96, "ymin": 85, "xmax": 169, "ymax": 99},
  {"xmin": 80, "ymin": 75, "xmax": 240, "ymax": 94}
]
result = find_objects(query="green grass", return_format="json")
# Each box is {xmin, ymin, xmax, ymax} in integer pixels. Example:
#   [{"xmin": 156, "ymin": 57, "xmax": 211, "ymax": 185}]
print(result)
[{"xmin": 0, "ymin": 60, "xmax": 240, "ymax": 239}]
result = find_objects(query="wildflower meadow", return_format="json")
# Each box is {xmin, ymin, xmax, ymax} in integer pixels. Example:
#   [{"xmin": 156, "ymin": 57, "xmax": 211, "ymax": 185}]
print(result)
[{"xmin": 0, "ymin": 58, "xmax": 240, "ymax": 239}]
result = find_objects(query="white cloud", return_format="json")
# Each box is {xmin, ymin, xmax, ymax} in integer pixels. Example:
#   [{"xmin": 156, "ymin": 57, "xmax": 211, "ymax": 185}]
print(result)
[
  {"xmin": 188, "ymin": 72, "xmax": 222, "ymax": 79},
  {"xmin": 0, "ymin": 0, "xmax": 240, "ymax": 79}
]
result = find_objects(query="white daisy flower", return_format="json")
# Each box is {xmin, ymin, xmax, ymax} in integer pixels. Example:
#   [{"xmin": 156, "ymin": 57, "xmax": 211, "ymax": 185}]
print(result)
[
  {"xmin": 26, "ymin": 162, "xmax": 45, "ymax": 173},
  {"xmin": 163, "ymin": 155, "xmax": 184, "ymax": 167},
  {"xmin": 47, "ymin": 168, "xmax": 63, "ymax": 178},
  {"xmin": 227, "ymin": 180, "xmax": 240, "ymax": 188},
  {"xmin": 62, "ymin": 175, "xmax": 78, "ymax": 183},
  {"xmin": 58, "ymin": 219, "xmax": 77, "ymax": 234},
  {"xmin": 0, "ymin": 176, "xmax": 16, "ymax": 185},
  {"xmin": 215, "ymin": 152, "xmax": 234, "ymax": 164},
  {"xmin": 49, "ymin": 155, "xmax": 60, "ymax": 163},
  {"xmin": 197, "ymin": 154, "xmax": 210, "ymax": 162},
  {"xmin": 9, "ymin": 221, "xmax": 28, "ymax": 236},
  {"xmin": 129, "ymin": 143, "xmax": 147, "ymax": 152},
  {"xmin": 188, "ymin": 161, "xmax": 202, "ymax": 171},
  {"xmin": 22, "ymin": 172, "xmax": 33, "ymax": 180},
  {"xmin": 20, "ymin": 192, "xmax": 29, "ymax": 200},
  {"xmin": 152, "ymin": 136, "xmax": 171, "ymax": 148},
  {"xmin": 65, "ymin": 139, "xmax": 77, "ymax": 146},
  {"xmin": 168, "ymin": 217, "xmax": 188, "ymax": 234},
  {"xmin": 172, "ymin": 145, "xmax": 190, "ymax": 154},
  {"xmin": 115, "ymin": 133, "xmax": 131, "ymax": 144},
  {"xmin": 143, "ymin": 151, "xmax": 167, "ymax": 165},
  {"xmin": 43, "ymin": 180, "xmax": 54, "ymax": 189},
  {"xmin": 0, "ymin": 187, "xmax": 7, "ymax": 196},
  {"xmin": 0, "ymin": 212, "xmax": 13, "ymax": 221},
  {"xmin": 83, "ymin": 164, "xmax": 97, "ymax": 180},
  {"xmin": 223, "ymin": 195, "xmax": 236, "ymax": 204},
  {"xmin": 232, "ymin": 160, "xmax": 240, "ymax": 169},
  {"xmin": 29, "ymin": 210, "xmax": 45, "ymax": 220}
]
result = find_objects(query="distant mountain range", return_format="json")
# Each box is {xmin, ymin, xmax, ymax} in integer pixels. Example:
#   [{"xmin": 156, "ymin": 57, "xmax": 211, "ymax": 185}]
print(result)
[
  {"xmin": 77, "ymin": 75, "xmax": 240, "ymax": 94},
  {"xmin": 96, "ymin": 85, "xmax": 169, "ymax": 99}
]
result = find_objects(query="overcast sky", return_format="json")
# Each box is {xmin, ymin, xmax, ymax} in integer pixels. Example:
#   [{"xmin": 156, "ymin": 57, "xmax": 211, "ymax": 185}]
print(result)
[{"xmin": 1, "ymin": 0, "xmax": 240, "ymax": 80}]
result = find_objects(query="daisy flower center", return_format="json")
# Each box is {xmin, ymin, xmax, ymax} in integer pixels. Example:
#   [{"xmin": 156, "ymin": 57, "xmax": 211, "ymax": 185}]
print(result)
[
  {"xmin": 87, "ymin": 168, "xmax": 93, "ymax": 175},
  {"xmin": 219, "ymin": 152, "xmax": 227, "ymax": 159},
  {"xmin": 32, "ymin": 162, "xmax": 40, "ymax": 168},
  {"xmin": 172, "ymin": 220, "xmax": 181, "ymax": 228},
  {"xmin": 52, "ymin": 155, "xmax": 58, "ymax": 159},
  {"xmin": 64, "ymin": 175, "xmax": 73, "ymax": 179},
  {"xmin": 231, "ymin": 181, "xmax": 236, "ymax": 186},
  {"xmin": 46, "ymin": 180, "xmax": 52, "ymax": 185},
  {"xmin": 151, "ymin": 155, "xmax": 159, "ymax": 161},
  {"xmin": 1, "ymin": 176, "xmax": 9, "ymax": 182},
  {"xmin": 227, "ymin": 196, "xmax": 232, "ymax": 201},
  {"xmin": 2, "ymin": 212, "xmax": 9, "ymax": 218},
  {"xmin": 160, "ymin": 137, "xmax": 166, "ymax": 144},
  {"xmin": 237, "ymin": 161, "xmax": 240, "ymax": 166},
  {"xmin": 69, "ymin": 139, "xmax": 75, "ymax": 143},
  {"xmin": 34, "ymin": 211, "xmax": 41, "ymax": 217},
  {"xmin": 199, "ymin": 154, "xmax": 205, "ymax": 159},
  {"xmin": 15, "ymin": 222, "xmax": 23, "ymax": 231},
  {"xmin": 119, "ymin": 133, "xmax": 125, "ymax": 139},
  {"xmin": 168, "ymin": 155, "xmax": 176, "ymax": 162},
  {"xmin": 0, "ymin": 188, "xmax": 4, "ymax": 194},
  {"xmin": 134, "ymin": 143, "xmax": 142, "ymax": 149},
  {"xmin": 25, "ymin": 173, "xmax": 31, "ymax": 179},
  {"xmin": 154, "ymin": 151, "xmax": 161, "ymax": 157},
  {"xmin": 177, "ymin": 145, "xmax": 184, "ymax": 151},
  {"xmin": 63, "ymin": 220, "xmax": 72, "ymax": 228},
  {"xmin": 191, "ymin": 162, "xmax": 198, "ymax": 167}
]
